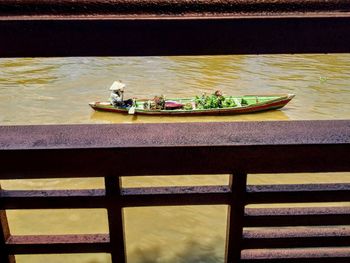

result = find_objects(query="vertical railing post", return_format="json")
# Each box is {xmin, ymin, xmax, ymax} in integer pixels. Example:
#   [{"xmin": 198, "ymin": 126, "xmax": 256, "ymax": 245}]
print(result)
[
  {"xmin": 105, "ymin": 176, "xmax": 126, "ymax": 263},
  {"xmin": 0, "ymin": 211, "xmax": 12, "ymax": 263},
  {"xmin": 225, "ymin": 172, "xmax": 247, "ymax": 263},
  {"xmin": 0, "ymin": 185, "xmax": 16, "ymax": 263}
]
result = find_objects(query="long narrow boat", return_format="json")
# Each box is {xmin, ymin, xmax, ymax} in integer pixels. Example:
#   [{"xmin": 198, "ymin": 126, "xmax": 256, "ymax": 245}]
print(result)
[{"xmin": 89, "ymin": 94, "xmax": 295, "ymax": 116}]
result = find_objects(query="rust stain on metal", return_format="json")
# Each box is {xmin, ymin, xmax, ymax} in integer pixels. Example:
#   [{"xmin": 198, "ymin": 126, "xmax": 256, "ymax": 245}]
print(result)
[
  {"xmin": 0, "ymin": 121, "xmax": 349, "ymax": 150},
  {"xmin": 0, "ymin": 0, "xmax": 350, "ymax": 17},
  {"xmin": 7, "ymin": 234, "xmax": 110, "ymax": 245}
]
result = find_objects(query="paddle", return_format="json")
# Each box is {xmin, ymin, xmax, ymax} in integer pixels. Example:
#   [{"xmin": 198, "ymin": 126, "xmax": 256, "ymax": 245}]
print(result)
[{"xmin": 128, "ymin": 106, "xmax": 136, "ymax": 115}]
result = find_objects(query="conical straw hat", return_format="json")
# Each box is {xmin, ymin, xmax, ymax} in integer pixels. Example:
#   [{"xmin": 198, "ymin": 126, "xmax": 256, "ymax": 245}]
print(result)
[{"xmin": 109, "ymin": 81, "xmax": 126, "ymax": 91}]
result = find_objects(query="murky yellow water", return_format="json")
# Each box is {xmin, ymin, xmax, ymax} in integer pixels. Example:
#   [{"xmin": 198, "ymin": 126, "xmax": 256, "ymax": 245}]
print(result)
[{"xmin": 0, "ymin": 55, "xmax": 349, "ymax": 263}]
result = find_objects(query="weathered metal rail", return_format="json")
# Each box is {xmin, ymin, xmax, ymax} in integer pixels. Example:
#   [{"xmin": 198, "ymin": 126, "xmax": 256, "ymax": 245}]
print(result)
[
  {"xmin": 0, "ymin": 121, "xmax": 350, "ymax": 262},
  {"xmin": 1, "ymin": 1, "xmax": 350, "ymax": 57},
  {"xmin": 1, "ymin": 0, "xmax": 350, "ymax": 16}
]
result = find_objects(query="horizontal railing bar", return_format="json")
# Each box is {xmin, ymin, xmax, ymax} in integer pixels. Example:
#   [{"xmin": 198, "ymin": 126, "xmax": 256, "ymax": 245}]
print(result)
[
  {"xmin": 0, "ymin": 121, "xmax": 348, "ymax": 178},
  {"xmin": 1, "ymin": 0, "xmax": 350, "ymax": 16},
  {"xmin": 243, "ymin": 226, "xmax": 350, "ymax": 239},
  {"xmin": 1, "ymin": 15, "xmax": 350, "ymax": 57},
  {"xmin": 1, "ymin": 186, "xmax": 230, "ymax": 197},
  {"xmin": 241, "ymin": 247, "xmax": 350, "ymax": 261},
  {"xmin": 2, "ymin": 187, "xmax": 350, "ymax": 209},
  {"xmin": 240, "ymin": 257, "xmax": 350, "ymax": 263},
  {"xmin": 0, "ymin": 186, "xmax": 231, "ymax": 208},
  {"xmin": 2, "ymin": 184, "xmax": 349, "ymax": 197},
  {"xmin": 7, "ymin": 234, "xmax": 109, "ymax": 244},
  {"xmin": 0, "ymin": 189, "xmax": 105, "ymax": 197},
  {"xmin": 122, "ymin": 185, "xmax": 231, "ymax": 195},
  {"xmin": 2, "ymin": 121, "xmax": 348, "ymax": 150},
  {"xmin": 6, "ymin": 234, "xmax": 110, "ymax": 254},
  {"xmin": 246, "ymin": 190, "xmax": 350, "ymax": 204},
  {"xmin": 247, "ymin": 183, "xmax": 350, "ymax": 192},
  {"xmin": 242, "ymin": 236, "xmax": 350, "ymax": 249},
  {"xmin": 244, "ymin": 214, "xmax": 350, "ymax": 227},
  {"xmin": 1, "ymin": 144, "xmax": 348, "ymax": 178},
  {"xmin": 245, "ymin": 207, "xmax": 350, "ymax": 216}
]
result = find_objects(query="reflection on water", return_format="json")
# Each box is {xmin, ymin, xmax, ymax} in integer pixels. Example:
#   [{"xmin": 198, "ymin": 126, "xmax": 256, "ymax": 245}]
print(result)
[{"xmin": 1, "ymin": 55, "xmax": 350, "ymax": 263}]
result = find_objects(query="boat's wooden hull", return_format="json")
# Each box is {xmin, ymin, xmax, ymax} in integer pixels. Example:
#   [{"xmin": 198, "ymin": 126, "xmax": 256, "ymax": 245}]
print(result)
[{"xmin": 89, "ymin": 94, "xmax": 294, "ymax": 116}]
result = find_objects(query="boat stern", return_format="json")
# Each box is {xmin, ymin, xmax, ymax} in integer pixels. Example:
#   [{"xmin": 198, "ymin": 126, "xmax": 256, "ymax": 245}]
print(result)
[{"xmin": 89, "ymin": 102, "xmax": 97, "ymax": 109}]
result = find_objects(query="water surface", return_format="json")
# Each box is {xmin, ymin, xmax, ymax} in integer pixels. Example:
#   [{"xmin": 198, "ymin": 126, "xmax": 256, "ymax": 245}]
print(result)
[{"xmin": 1, "ymin": 55, "xmax": 349, "ymax": 124}]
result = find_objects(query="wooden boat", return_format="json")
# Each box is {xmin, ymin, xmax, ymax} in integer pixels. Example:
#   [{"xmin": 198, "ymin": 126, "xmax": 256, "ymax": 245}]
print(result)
[{"xmin": 89, "ymin": 94, "xmax": 295, "ymax": 116}]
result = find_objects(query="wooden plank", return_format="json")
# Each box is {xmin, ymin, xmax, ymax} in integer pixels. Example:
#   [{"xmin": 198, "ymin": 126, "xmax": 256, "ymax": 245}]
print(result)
[
  {"xmin": 241, "ymin": 247, "xmax": 350, "ymax": 262},
  {"xmin": 2, "ymin": 186, "xmax": 350, "ymax": 209},
  {"xmin": 6, "ymin": 234, "xmax": 109, "ymax": 254},
  {"xmin": 247, "ymin": 183, "xmax": 350, "ymax": 192},
  {"xmin": 245, "ymin": 206, "xmax": 350, "ymax": 216},
  {"xmin": 122, "ymin": 185, "xmax": 231, "ymax": 195}
]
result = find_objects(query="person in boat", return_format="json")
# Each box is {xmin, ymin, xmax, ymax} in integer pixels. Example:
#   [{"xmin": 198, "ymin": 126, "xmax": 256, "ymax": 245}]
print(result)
[{"xmin": 109, "ymin": 80, "xmax": 133, "ymax": 107}]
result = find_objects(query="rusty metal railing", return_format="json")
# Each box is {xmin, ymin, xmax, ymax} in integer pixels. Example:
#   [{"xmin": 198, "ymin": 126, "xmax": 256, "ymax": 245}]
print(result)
[
  {"xmin": 0, "ymin": 121, "xmax": 349, "ymax": 262},
  {"xmin": 1, "ymin": 0, "xmax": 350, "ymax": 16},
  {"xmin": 1, "ymin": 1, "xmax": 350, "ymax": 57}
]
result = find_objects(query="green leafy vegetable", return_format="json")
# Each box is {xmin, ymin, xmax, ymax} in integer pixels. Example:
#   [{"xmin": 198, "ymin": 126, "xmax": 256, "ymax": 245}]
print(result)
[{"xmin": 195, "ymin": 92, "xmax": 237, "ymax": 109}]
